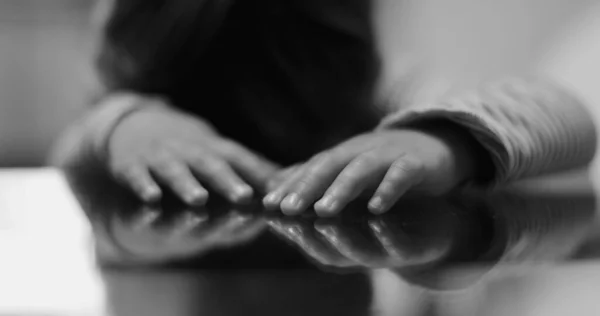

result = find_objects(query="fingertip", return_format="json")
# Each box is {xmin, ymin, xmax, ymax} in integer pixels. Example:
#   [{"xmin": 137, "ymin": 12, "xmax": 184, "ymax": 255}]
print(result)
[
  {"xmin": 262, "ymin": 192, "xmax": 283, "ymax": 211},
  {"xmin": 228, "ymin": 185, "xmax": 254, "ymax": 204},
  {"xmin": 186, "ymin": 187, "xmax": 209, "ymax": 206},
  {"xmin": 141, "ymin": 185, "xmax": 162, "ymax": 203},
  {"xmin": 314, "ymin": 196, "xmax": 340, "ymax": 217},
  {"xmin": 368, "ymin": 197, "xmax": 387, "ymax": 214},
  {"xmin": 280, "ymin": 193, "xmax": 306, "ymax": 215},
  {"xmin": 313, "ymin": 200, "xmax": 327, "ymax": 213}
]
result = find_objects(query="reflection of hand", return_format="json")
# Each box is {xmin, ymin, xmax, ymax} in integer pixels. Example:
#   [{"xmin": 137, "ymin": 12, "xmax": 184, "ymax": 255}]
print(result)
[
  {"xmin": 108, "ymin": 99, "xmax": 279, "ymax": 205},
  {"xmin": 267, "ymin": 199, "xmax": 467, "ymax": 270},
  {"xmin": 103, "ymin": 204, "xmax": 267, "ymax": 265},
  {"xmin": 263, "ymin": 126, "xmax": 479, "ymax": 216}
]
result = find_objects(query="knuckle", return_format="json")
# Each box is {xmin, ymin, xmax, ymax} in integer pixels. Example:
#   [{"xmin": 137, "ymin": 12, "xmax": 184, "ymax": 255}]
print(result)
[
  {"xmin": 218, "ymin": 139, "xmax": 243, "ymax": 156},
  {"xmin": 294, "ymin": 175, "xmax": 320, "ymax": 192},
  {"xmin": 180, "ymin": 145, "xmax": 205, "ymax": 158},
  {"xmin": 295, "ymin": 174, "xmax": 314, "ymax": 188},
  {"xmin": 310, "ymin": 150, "xmax": 334, "ymax": 166},
  {"xmin": 163, "ymin": 163, "xmax": 188, "ymax": 178},
  {"xmin": 391, "ymin": 155, "xmax": 422, "ymax": 174},
  {"xmin": 114, "ymin": 164, "xmax": 143, "ymax": 180},
  {"xmin": 351, "ymin": 151, "xmax": 378, "ymax": 169},
  {"xmin": 147, "ymin": 139, "xmax": 171, "ymax": 154},
  {"xmin": 146, "ymin": 147, "xmax": 173, "ymax": 165},
  {"xmin": 188, "ymin": 150, "xmax": 209, "ymax": 167},
  {"xmin": 340, "ymin": 171, "xmax": 362, "ymax": 184},
  {"xmin": 205, "ymin": 159, "xmax": 230, "ymax": 175}
]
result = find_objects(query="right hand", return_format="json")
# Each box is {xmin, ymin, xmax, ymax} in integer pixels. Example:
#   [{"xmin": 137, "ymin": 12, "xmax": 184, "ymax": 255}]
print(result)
[{"xmin": 107, "ymin": 104, "xmax": 280, "ymax": 205}]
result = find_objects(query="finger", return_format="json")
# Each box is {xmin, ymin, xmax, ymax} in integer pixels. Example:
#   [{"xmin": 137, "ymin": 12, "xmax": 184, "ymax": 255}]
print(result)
[
  {"xmin": 279, "ymin": 152, "xmax": 348, "ymax": 215},
  {"xmin": 263, "ymin": 154, "xmax": 333, "ymax": 211},
  {"xmin": 263, "ymin": 165, "xmax": 307, "ymax": 211},
  {"xmin": 368, "ymin": 156, "xmax": 424, "ymax": 214},
  {"xmin": 266, "ymin": 165, "xmax": 300, "ymax": 192},
  {"xmin": 187, "ymin": 153, "xmax": 253, "ymax": 203},
  {"xmin": 314, "ymin": 151, "xmax": 386, "ymax": 216},
  {"xmin": 220, "ymin": 141, "xmax": 280, "ymax": 191},
  {"xmin": 117, "ymin": 166, "xmax": 162, "ymax": 203},
  {"xmin": 149, "ymin": 157, "xmax": 208, "ymax": 205}
]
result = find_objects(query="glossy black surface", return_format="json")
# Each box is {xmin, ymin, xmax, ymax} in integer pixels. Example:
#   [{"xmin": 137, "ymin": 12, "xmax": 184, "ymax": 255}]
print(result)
[{"xmin": 64, "ymin": 169, "xmax": 600, "ymax": 315}]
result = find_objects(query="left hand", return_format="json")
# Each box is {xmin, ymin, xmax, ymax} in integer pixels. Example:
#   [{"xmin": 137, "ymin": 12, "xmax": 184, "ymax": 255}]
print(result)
[{"xmin": 263, "ymin": 127, "xmax": 478, "ymax": 216}]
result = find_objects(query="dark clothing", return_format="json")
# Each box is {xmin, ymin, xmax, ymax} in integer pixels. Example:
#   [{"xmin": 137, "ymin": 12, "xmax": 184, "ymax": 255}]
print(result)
[{"xmin": 98, "ymin": 0, "xmax": 382, "ymax": 164}]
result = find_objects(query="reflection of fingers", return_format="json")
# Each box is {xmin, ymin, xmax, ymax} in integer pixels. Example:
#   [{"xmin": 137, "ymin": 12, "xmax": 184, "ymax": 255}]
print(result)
[
  {"xmin": 368, "ymin": 219, "xmax": 411, "ymax": 260},
  {"xmin": 188, "ymin": 153, "xmax": 253, "ymax": 203},
  {"xmin": 210, "ymin": 214, "xmax": 254, "ymax": 242},
  {"xmin": 170, "ymin": 212, "xmax": 248, "ymax": 245},
  {"xmin": 268, "ymin": 219, "xmax": 355, "ymax": 267},
  {"xmin": 369, "ymin": 156, "xmax": 423, "ymax": 214},
  {"xmin": 280, "ymin": 153, "xmax": 346, "ymax": 215},
  {"xmin": 150, "ymin": 158, "xmax": 208, "ymax": 205},
  {"xmin": 369, "ymin": 219, "xmax": 447, "ymax": 266},
  {"xmin": 169, "ymin": 211, "xmax": 210, "ymax": 237},
  {"xmin": 315, "ymin": 151, "xmax": 385, "ymax": 216},
  {"xmin": 216, "ymin": 216, "xmax": 266, "ymax": 245},
  {"xmin": 118, "ymin": 166, "xmax": 162, "ymax": 203},
  {"xmin": 314, "ymin": 223, "xmax": 389, "ymax": 268},
  {"xmin": 131, "ymin": 206, "xmax": 162, "ymax": 231}
]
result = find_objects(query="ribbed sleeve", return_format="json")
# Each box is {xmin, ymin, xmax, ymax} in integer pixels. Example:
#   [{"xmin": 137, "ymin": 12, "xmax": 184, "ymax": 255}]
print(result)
[{"xmin": 378, "ymin": 77, "xmax": 597, "ymax": 186}]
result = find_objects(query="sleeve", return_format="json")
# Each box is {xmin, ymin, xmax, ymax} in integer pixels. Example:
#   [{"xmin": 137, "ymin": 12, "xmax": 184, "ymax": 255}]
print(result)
[{"xmin": 377, "ymin": 76, "xmax": 598, "ymax": 186}]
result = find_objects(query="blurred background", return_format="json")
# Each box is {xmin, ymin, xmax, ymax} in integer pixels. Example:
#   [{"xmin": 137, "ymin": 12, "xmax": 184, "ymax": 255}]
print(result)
[
  {"xmin": 0, "ymin": 0, "xmax": 598, "ymax": 166},
  {"xmin": 0, "ymin": 0, "xmax": 95, "ymax": 166}
]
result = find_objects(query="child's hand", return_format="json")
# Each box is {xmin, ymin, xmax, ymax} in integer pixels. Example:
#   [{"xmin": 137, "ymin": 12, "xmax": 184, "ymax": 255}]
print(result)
[
  {"xmin": 108, "ymin": 107, "xmax": 279, "ymax": 205},
  {"xmin": 263, "ymin": 126, "xmax": 480, "ymax": 216}
]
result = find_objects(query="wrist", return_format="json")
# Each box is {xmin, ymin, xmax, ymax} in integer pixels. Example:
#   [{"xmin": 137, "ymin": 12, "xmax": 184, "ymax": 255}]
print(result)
[
  {"xmin": 402, "ymin": 119, "xmax": 494, "ymax": 186},
  {"xmin": 93, "ymin": 94, "xmax": 167, "ymax": 163}
]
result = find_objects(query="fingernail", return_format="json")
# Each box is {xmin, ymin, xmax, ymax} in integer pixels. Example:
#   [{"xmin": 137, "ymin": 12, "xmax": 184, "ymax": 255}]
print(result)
[
  {"xmin": 315, "ymin": 195, "xmax": 338, "ymax": 213},
  {"xmin": 281, "ymin": 193, "xmax": 305, "ymax": 214},
  {"xmin": 368, "ymin": 197, "xmax": 385, "ymax": 214},
  {"xmin": 187, "ymin": 188, "xmax": 207, "ymax": 205},
  {"xmin": 143, "ymin": 186, "xmax": 161, "ymax": 202},
  {"xmin": 263, "ymin": 192, "xmax": 283, "ymax": 210},
  {"xmin": 230, "ymin": 185, "xmax": 253, "ymax": 202}
]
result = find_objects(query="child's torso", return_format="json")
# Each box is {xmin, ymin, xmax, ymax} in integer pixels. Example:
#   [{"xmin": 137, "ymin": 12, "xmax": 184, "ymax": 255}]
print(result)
[{"xmin": 169, "ymin": 0, "xmax": 383, "ymax": 164}]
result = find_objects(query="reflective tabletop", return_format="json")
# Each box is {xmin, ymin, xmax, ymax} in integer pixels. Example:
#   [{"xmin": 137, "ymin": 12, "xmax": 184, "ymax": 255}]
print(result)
[{"xmin": 2, "ymin": 168, "xmax": 600, "ymax": 316}]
